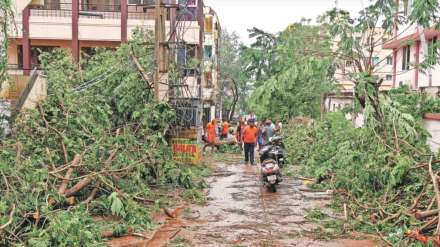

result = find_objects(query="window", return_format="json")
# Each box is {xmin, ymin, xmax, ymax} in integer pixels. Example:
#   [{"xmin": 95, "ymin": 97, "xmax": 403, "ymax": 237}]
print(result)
[
  {"xmin": 183, "ymin": 68, "xmax": 196, "ymax": 77},
  {"xmin": 128, "ymin": 0, "xmax": 143, "ymax": 5},
  {"xmin": 83, "ymin": 0, "xmax": 120, "ymax": 11},
  {"xmin": 177, "ymin": 44, "xmax": 197, "ymax": 65},
  {"xmin": 205, "ymin": 71, "xmax": 213, "ymax": 88},
  {"xmin": 177, "ymin": 7, "xmax": 197, "ymax": 21},
  {"xmin": 372, "ymin": 56, "xmax": 380, "ymax": 65},
  {"xmin": 204, "ymin": 16, "xmax": 213, "ymax": 33},
  {"xmin": 204, "ymin": 45, "xmax": 212, "ymax": 60},
  {"xmin": 179, "ymin": 0, "xmax": 197, "ymax": 7},
  {"xmin": 402, "ymin": 45, "xmax": 410, "ymax": 70},
  {"xmin": 17, "ymin": 45, "xmax": 23, "ymax": 69},
  {"xmin": 177, "ymin": 44, "xmax": 198, "ymax": 76},
  {"xmin": 386, "ymin": 56, "xmax": 393, "ymax": 65},
  {"xmin": 42, "ymin": 0, "xmax": 60, "ymax": 10},
  {"xmin": 186, "ymin": 44, "xmax": 197, "ymax": 60},
  {"xmin": 177, "ymin": 45, "xmax": 186, "ymax": 65},
  {"xmin": 428, "ymin": 37, "xmax": 438, "ymax": 65},
  {"xmin": 386, "ymin": 74, "xmax": 393, "ymax": 81}
]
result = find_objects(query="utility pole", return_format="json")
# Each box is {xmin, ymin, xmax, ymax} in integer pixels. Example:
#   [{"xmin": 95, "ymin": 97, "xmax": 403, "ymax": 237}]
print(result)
[{"xmin": 154, "ymin": 0, "xmax": 167, "ymax": 99}]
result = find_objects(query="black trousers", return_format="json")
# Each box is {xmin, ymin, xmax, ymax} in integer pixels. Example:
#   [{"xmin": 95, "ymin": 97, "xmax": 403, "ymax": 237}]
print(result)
[{"xmin": 244, "ymin": 143, "xmax": 255, "ymax": 165}]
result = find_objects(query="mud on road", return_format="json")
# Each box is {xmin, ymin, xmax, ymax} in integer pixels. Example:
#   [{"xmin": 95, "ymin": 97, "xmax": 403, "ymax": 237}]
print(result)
[{"xmin": 168, "ymin": 156, "xmax": 377, "ymax": 247}]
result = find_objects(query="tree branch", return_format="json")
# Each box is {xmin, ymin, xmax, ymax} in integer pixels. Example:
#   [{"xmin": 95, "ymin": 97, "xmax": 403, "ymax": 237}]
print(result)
[{"xmin": 0, "ymin": 204, "xmax": 16, "ymax": 230}]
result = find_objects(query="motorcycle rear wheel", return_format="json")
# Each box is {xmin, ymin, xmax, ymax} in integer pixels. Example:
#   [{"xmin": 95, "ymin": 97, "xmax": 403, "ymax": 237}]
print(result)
[{"xmin": 268, "ymin": 184, "xmax": 277, "ymax": 193}]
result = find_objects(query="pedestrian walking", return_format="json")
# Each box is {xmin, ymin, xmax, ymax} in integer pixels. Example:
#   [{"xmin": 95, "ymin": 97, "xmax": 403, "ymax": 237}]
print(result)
[
  {"xmin": 243, "ymin": 118, "xmax": 258, "ymax": 165},
  {"xmin": 263, "ymin": 119, "xmax": 276, "ymax": 143},
  {"xmin": 257, "ymin": 122, "xmax": 265, "ymax": 151},
  {"xmin": 203, "ymin": 119, "xmax": 218, "ymax": 152}
]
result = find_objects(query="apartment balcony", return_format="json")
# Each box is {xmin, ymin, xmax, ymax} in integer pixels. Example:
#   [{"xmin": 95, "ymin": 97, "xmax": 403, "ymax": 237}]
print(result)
[{"xmin": 9, "ymin": 1, "xmax": 201, "ymax": 43}]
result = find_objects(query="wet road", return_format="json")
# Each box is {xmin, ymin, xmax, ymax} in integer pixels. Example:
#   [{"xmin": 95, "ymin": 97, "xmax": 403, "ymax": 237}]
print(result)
[{"xmin": 175, "ymin": 162, "xmax": 377, "ymax": 247}]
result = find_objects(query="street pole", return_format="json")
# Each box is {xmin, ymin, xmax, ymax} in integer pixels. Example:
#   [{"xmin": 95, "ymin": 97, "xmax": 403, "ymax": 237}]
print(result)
[{"xmin": 154, "ymin": 0, "xmax": 166, "ymax": 99}]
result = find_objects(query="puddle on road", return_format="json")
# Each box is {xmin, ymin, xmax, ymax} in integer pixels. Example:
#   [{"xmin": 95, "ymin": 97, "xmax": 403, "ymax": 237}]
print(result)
[{"xmin": 173, "ymin": 163, "xmax": 377, "ymax": 247}]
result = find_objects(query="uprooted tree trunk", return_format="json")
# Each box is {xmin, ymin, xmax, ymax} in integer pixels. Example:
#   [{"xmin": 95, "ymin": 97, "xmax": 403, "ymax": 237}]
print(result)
[
  {"xmin": 228, "ymin": 78, "xmax": 239, "ymax": 122},
  {"xmin": 353, "ymin": 77, "xmax": 386, "ymax": 131}
]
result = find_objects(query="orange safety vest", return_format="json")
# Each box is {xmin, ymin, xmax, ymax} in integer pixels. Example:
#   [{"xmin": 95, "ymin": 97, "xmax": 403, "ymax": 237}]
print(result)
[
  {"xmin": 243, "ymin": 125, "xmax": 258, "ymax": 144},
  {"xmin": 206, "ymin": 122, "xmax": 217, "ymax": 143},
  {"xmin": 222, "ymin": 121, "xmax": 229, "ymax": 135}
]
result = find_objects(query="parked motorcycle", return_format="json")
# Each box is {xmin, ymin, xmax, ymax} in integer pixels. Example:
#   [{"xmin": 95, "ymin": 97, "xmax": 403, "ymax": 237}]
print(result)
[{"xmin": 259, "ymin": 136, "xmax": 286, "ymax": 192}]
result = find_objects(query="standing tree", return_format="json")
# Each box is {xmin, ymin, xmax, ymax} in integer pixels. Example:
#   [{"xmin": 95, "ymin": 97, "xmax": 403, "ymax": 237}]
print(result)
[
  {"xmin": 219, "ymin": 29, "xmax": 249, "ymax": 120},
  {"xmin": 318, "ymin": 1, "xmax": 398, "ymax": 129},
  {"xmin": 241, "ymin": 28, "xmax": 277, "ymax": 86},
  {"xmin": 244, "ymin": 24, "xmax": 335, "ymax": 119}
]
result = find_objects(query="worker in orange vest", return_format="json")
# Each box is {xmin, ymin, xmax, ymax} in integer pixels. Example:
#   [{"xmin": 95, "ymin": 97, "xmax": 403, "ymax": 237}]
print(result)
[
  {"xmin": 206, "ymin": 119, "xmax": 217, "ymax": 144},
  {"xmin": 242, "ymin": 118, "xmax": 258, "ymax": 165},
  {"xmin": 221, "ymin": 119, "xmax": 230, "ymax": 139}
]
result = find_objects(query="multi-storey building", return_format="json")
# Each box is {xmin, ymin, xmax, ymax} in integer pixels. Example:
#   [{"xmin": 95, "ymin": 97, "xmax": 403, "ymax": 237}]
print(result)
[
  {"xmin": 326, "ymin": 29, "xmax": 394, "ymax": 111},
  {"xmin": 201, "ymin": 5, "xmax": 220, "ymax": 124},
  {"xmin": 1, "ymin": 0, "xmax": 220, "ymax": 130},
  {"xmin": 383, "ymin": 0, "xmax": 440, "ymax": 95},
  {"xmin": 3, "ymin": 0, "xmax": 207, "ymax": 93}
]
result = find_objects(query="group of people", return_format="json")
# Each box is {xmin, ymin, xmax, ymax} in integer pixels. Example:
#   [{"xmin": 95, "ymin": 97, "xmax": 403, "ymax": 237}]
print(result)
[
  {"xmin": 204, "ymin": 119, "xmax": 232, "ymax": 145},
  {"xmin": 236, "ymin": 117, "xmax": 282, "ymax": 165},
  {"xmin": 204, "ymin": 115, "xmax": 282, "ymax": 166}
]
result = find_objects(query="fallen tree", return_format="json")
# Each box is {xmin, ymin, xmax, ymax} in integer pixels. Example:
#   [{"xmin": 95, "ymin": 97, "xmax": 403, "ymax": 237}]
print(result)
[
  {"xmin": 285, "ymin": 87, "xmax": 440, "ymax": 246},
  {"xmin": 0, "ymin": 30, "xmax": 206, "ymax": 246}
]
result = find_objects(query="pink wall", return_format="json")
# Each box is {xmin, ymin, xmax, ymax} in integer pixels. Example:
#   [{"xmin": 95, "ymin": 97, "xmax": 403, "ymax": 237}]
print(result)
[{"xmin": 394, "ymin": 43, "xmax": 418, "ymax": 89}]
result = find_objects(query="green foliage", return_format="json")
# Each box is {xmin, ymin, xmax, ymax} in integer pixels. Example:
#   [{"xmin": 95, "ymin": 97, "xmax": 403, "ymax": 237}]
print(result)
[
  {"xmin": 0, "ymin": 30, "xmax": 204, "ymax": 245},
  {"xmin": 410, "ymin": 0, "xmax": 440, "ymax": 28},
  {"xmin": 108, "ymin": 192, "xmax": 125, "ymax": 218},
  {"xmin": 218, "ymin": 143, "xmax": 241, "ymax": 154},
  {"xmin": 182, "ymin": 188, "xmax": 207, "ymax": 205},
  {"xmin": 219, "ymin": 29, "xmax": 249, "ymax": 117},
  {"xmin": 285, "ymin": 103, "xmax": 434, "ymax": 244},
  {"xmin": 246, "ymin": 24, "xmax": 334, "ymax": 119},
  {"xmin": 389, "ymin": 85, "xmax": 440, "ymax": 116},
  {"xmin": 27, "ymin": 207, "xmax": 104, "ymax": 247}
]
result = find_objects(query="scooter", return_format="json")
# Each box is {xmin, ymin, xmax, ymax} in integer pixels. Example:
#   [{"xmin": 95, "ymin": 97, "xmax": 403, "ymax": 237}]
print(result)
[{"xmin": 259, "ymin": 136, "xmax": 286, "ymax": 192}]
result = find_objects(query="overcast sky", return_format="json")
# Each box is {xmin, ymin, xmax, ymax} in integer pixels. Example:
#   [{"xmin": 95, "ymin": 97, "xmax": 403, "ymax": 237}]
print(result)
[{"xmin": 203, "ymin": 0, "xmax": 370, "ymax": 45}]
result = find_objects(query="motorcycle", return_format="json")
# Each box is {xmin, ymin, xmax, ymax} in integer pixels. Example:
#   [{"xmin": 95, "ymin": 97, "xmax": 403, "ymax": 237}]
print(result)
[{"xmin": 259, "ymin": 136, "xmax": 286, "ymax": 192}]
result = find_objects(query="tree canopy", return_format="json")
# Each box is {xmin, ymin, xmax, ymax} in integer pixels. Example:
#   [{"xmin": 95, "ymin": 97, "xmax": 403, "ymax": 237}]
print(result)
[{"xmin": 244, "ymin": 24, "xmax": 335, "ymax": 120}]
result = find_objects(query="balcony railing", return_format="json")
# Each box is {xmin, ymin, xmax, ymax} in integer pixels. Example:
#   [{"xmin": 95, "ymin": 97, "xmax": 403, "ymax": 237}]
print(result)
[{"xmin": 28, "ymin": 2, "xmax": 171, "ymax": 20}]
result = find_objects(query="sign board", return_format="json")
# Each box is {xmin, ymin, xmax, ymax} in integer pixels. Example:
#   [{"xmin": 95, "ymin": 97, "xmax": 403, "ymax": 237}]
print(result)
[{"xmin": 171, "ymin": 138, "xmax": 201, "ymax": 165}]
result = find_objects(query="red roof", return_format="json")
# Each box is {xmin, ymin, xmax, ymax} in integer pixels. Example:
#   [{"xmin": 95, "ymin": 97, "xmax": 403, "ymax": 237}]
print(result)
[{"xmin": 383, "ymin": 29, "xmax": 440, "ymax": 49}]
